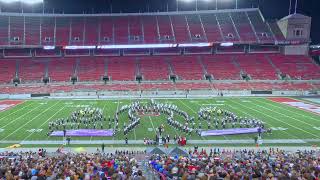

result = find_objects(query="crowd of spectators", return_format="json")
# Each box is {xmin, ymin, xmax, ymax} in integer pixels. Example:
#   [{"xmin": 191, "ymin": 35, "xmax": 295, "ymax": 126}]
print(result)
[
  {"xmin": 0, "ymin": 150, "xmax": 147, "ymax": 180},
  {"xmin": 149, "ymin": 148, "xmax": 320, "ymax": 180},
  {"xmin": 1, "ymin": 147, "xmax": 319, "ymax": 180}
]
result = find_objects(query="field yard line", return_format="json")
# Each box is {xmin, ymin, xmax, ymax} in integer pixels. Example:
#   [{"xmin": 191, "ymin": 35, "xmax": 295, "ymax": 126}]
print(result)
[
  {"xmin": 229, "ymin": 99, "xmax": 318, "ymax": 138},
  {"xmin": 248, "ymin": 99, "xmax": 316, "ymax": 128},
  {"xmin": 255, "ymin": 98, "xmax": 320, "ymax": 122},
  {"xmin": 129, "ymin": 98, "xmax": 137, "ymax": 140},
  {"xmin": 1, "ymin": 103, "xmax": 44, "ymax": 129},
  {"xmin": 224, "ymin": 99, "xmax": 300, "ymax": 139},
  {"xmin": 1, "ymin": 101, "xmax": 61, "ymax": 141},
  {"xmin": 0, "ymin": 101, "xmax": 34, "ymax": 122},
  {"xmin": 177, "ymin": 99, "xmax": 209, "ymax": 141},
  {"xmin": 148, "ymin": 116, "xmax": 157, "ymax": 135},
  {"xmin": 113, "ymin": 99, "xmax": 120, "ymax": 141},
  {"xmin": 21, "ymin": 103, "xmax": 66, "ymax": 141}
]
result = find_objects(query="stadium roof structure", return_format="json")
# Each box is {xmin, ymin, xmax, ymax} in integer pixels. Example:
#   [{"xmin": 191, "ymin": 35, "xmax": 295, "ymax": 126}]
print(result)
[{"xmin": 280, "ymin": 13, "xmax": 311, "ymax": 21}]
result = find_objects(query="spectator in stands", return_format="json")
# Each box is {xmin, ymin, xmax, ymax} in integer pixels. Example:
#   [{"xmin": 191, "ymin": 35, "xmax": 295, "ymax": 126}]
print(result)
[
  {"xmin": 0, "ymin": 150, "xmax": 146, "ymax": 180},
  {"xmin": 133, "ymin": 170, "xmax": 146, "ymax": 180},
  {"xmin": 149, "ymin": 148, "xmax": 320, "ymax": 180}
]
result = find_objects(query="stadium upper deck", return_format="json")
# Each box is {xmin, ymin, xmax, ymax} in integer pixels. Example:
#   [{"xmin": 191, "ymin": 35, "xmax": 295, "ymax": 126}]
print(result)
[
  {"xmin": 0, "ymin": 8, "xmax": 318, "ymax": 93},
  {"xmin": 0, "ymin": 8, "xmax": 286, "ymax": 47}
]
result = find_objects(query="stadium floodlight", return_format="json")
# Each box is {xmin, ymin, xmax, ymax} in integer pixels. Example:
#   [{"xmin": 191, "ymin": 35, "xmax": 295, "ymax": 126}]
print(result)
[
  {"xmin": 0, "ymin": 0, "xmax": 43, "ymax": 4},
  {"xmin": 177, "ymin": 0, "xmax": 213, "ymax": 11},
  {"xmin": 43, "ymin": 46, "xmax": 55, "ymax": 50}
]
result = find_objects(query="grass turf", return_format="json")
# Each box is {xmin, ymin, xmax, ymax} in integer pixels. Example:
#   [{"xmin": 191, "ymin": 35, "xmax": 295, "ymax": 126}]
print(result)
[{"xmin": 0, "ymin": 97, "xmax": 319, "ymax": 146}]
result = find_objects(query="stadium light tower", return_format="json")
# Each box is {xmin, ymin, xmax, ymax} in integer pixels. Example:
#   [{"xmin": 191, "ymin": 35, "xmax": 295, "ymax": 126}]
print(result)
[{"xmin": 0, "ymin": 0, "xmax": 43, "ymax": 4}]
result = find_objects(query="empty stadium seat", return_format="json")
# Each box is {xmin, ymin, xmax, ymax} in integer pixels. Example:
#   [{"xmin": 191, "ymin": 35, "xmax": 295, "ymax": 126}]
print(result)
[
  {"xmin": 269, "ymin": 54, "xmax": 320, "ymax": 80},
  {"xmin": 202, "ymin": 55, "xmax": 241, "ymax": 80},
  {"xmin": 235, "ymin": 54, "xmax": 278, "ymax": 80},
  {"xmin": 170, "ymin": 56, "xmax": 204, "ymax": 80}
]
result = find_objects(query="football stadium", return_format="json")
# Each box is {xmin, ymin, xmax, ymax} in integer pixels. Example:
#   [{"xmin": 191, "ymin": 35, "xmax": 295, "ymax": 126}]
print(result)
[{"xmin": 0, "ymin": 0, "xmax": 319, "ymax": 179}]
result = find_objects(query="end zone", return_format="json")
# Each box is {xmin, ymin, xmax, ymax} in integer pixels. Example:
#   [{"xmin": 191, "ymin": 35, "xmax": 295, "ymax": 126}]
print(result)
[
  {"xmin": 0, "ymin": 100, "xmax": 24, "ymax": 112},
  {"xmin": 268, "ymin": 98, "xmax": 320, "ymax": 115}
]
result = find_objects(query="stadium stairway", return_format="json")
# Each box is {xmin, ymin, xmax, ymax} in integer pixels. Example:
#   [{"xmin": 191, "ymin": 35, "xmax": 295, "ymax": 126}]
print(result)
[{"xmin": 235, "ymin": 54, "xmax": 278, "ymax": 80}]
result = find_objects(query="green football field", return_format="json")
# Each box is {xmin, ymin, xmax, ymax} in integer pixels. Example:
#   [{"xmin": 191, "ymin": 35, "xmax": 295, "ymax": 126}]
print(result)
[{"xmin": 0, "ymin": 97, "xmax": 319, "ymax": 147}]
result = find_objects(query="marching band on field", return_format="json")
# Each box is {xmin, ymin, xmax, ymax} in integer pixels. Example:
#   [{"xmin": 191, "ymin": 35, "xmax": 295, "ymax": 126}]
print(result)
[
  {"xmin": 198, "ymin": 106, "xmax": 265, "ymax": 131},
  {"xmin": 48, "ymin": 100, "xmax": 267, "ymax": 138},
  {"xmin": 48, "ymin": 107, "xmax": 105, "ymax": 131}
]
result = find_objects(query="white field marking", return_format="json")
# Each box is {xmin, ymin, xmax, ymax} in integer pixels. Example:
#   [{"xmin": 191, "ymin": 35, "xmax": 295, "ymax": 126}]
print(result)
[
  {"xmin": 133, "ymin": 127, "xmax": 137, "ymax": 140},
  {"xmin": 22, "ymin": 104, "xmax": 66, "ymax": 141},
  {"xmin": 270, "ymin": 127, "xmax": 288, "ymax": 131},
  {"xmin": 26, "ymin": 129, "xmax": 43, "ymax": 133},
  {"xmin": 1, "ymin": 101, "xmax": 61, "ymax": 141},
  {"xmin": 225, "ymin": 99, "xmax": 301, "ymax": 139},
  {"xmin": 66, "ymin": 105, "xmax": 91, "ymax": 108},
  {"xmin": 229, "ymin": 99, "xmax": 318, "ymax": 138},
  {"xmin": 0, "ymin": 128, "xmax": 4, "ymax": 132},
  {"xmin": 0, "ymin": 102, "xmax": 34, "ymax": 122},
  {"xmin": 201, "ymin": 104, "xmax": 224, "ymax": 106},
  {"xmin": 313, "ymin": 127, "xmax": 320, "ymax": 131},
  {"xmin": 113, "ymin": 99, "xmax": 120, "ymax": 141},
  {"xmin": 190, "ymin": 101, "xmax": 199, "ymax": 103},
  {"xmin": 1, "ymin": 103, "xmax": 44, "ymax": 129},
  {"xmin": 129, "ymin": 98, "xmax": 137, "ymax": 140},
  {"xmin": 255, "ymin": 98, "xmax": 320, "ymax": 122},
  {"xmin": 249, "ymin": 99, "xmax": 316, "ymax": 128},
  {"xmin": 148, "ymin": 116, "xmax": 157, "ymax": 136},
  {"xmin": 113, "ymin": 101, "xmax": 123, "ymax": 104},
  {"xmin": 177, "ymin": 99, "xmax": 208, "ymax": 140}
]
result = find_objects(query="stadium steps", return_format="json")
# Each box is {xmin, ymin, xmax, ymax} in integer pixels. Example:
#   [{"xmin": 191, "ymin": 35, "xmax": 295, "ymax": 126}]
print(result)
[
  {"xmin": 104, "ymin": 58, "xmax": 108, "ymax": 76},
  {"xmin": 15, "ymin": 60, "xmax": 20, "ymax": 78},
  {"xmin": 245, "ymin": 11, "xmax": 260, "ymax": 43},
  {"xmin": 232, "ymin": 56, "xmax": 253, "ymax": 80},
  {"xmin": 44, "ymin": 60, "xmax": 49, "ymax": 78},
  {"xmin": 265, "ymin": 54, "xmax": 282, "ymax": 79},
  {"xmin": 73, "ymin": 59, "xmax": 80, "ymax": 78},
  {"xmin": 135, "ymin": 59, "xmax": 141, "ymax": 76},
  {"xmin": 265, "ymin": 21, "xmax": 278, "ymax": 42},
  {"xmin": 231, "ymin": 56, "xmax": 243, "ymax": 79},
  {"xmin": 166, "ymin": 59, "xmax": 175, "ymax": 75},
  {"xmin": 198, "ymin": 57, "xmax": 208, "ymax": 75}
]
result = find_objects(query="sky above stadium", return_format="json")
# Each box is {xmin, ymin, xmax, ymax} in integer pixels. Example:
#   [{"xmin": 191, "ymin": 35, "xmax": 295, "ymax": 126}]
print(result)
[{"xmin": 1, "ymin": 0, "xmax": 319, "ymax": 44}]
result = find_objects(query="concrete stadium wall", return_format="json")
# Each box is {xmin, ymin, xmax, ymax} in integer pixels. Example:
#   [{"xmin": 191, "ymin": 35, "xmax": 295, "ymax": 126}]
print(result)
[
  {"xmin": 0, "ymin": 90, "xmax": 317, "ymax": 100},
  {"xmin": 38, "ymin": 90, "xmax": 318, "ymax": 99}
]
